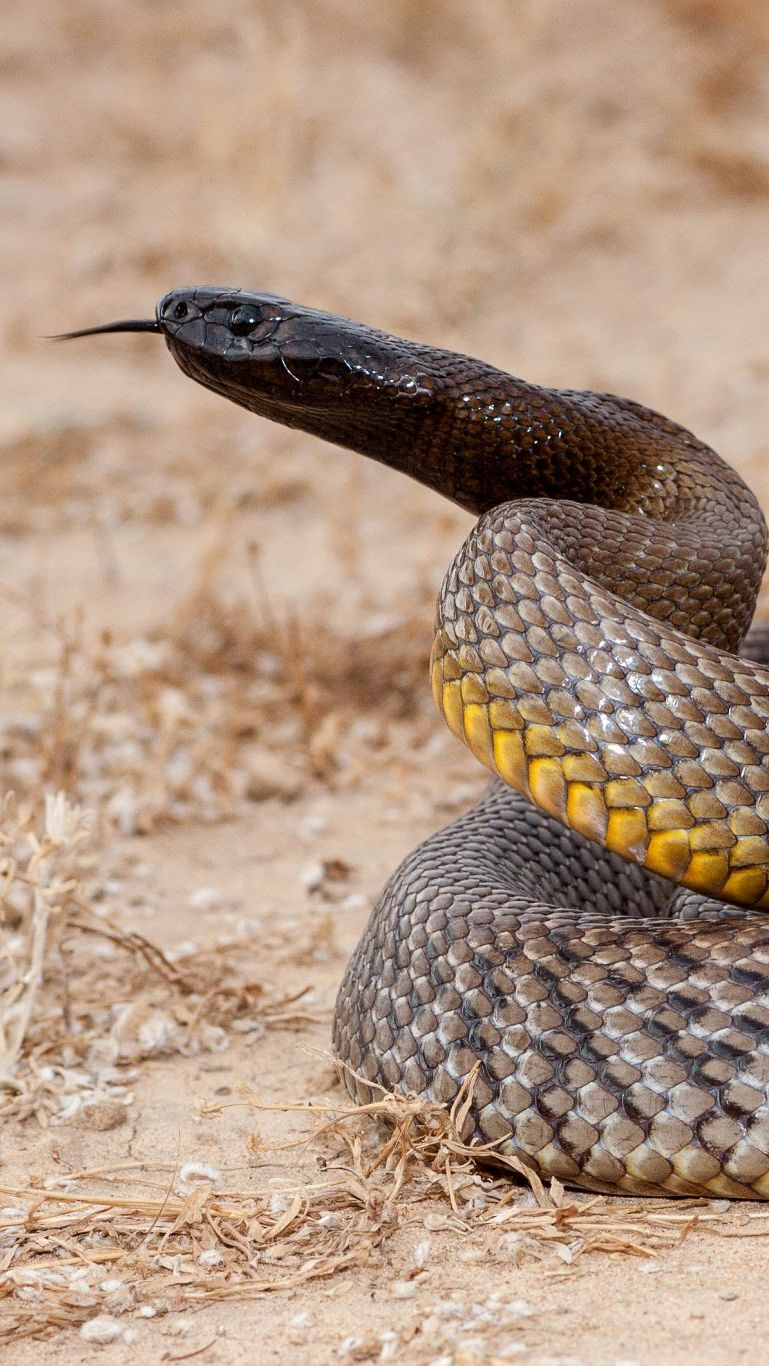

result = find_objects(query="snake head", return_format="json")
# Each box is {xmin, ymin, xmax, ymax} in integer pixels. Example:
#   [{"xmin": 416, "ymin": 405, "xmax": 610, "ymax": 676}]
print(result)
[
  {"xmin": 57, "ymin": 285, "xmax": 475, "ymax": 507},
  {"xmin": 153, "ymin": 286, "xmax": 440, "ymax": 420},
  {"xmin": 155, "ymin": 287, "xmax": 354, "ymax": 402}
]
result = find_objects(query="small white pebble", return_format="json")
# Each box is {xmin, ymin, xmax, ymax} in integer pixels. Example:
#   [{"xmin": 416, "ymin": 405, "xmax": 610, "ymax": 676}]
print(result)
[
  {"xmin": 99, "ymin": 1278, "xmax": 124, "ymax": 1293},
  {"xmin": 178, "ymin": 1161, "xmax": 221, "ymax": 1190},
  {"xmin": 290, "ymin": 1312, "xmax": 313, "ymax": 1329},
  {"xmin": 390, "ymin": 1280, "xmax": 417, "ymax": 1299},
  {"xmin": 165, "ymin": 1316, "xmax": 195, "ymax": 1338},
  {"xmin": 138, "ymin": 1306, "xmax": 157, "ymax": 1318},
  {"xmin": 435, "ymin": 1298, "xmax": 466, "ymax": 1320},
  {"xmin": 236, "ymin": 916, "xmax": 263, "ymax": 937},
  {"xmin": 80, "ymin": 1315, "xmax": 123, "ymax": 1344},
  {"xmin": 508, "ymin": 1299, "xmax": 534, "ymax": 1318},
  {"xmin": 197, "ymin": 1249, "xmax": 223, "ymax": 1267},
  {"xmin": 301, "ymin": 814, "xmax": 327, "ymax": 837},
  {"xmin": 167, "ymin": 940, "xmax": 198, "ymax": 960},
  {"xmin": 414, "ymin": 1238, "xmax": 432, "ymax": 1267},
  {"xmin": 189, "ymin": 887, "xmax": 222, "ymax": 911},
  {"xmin": 269, "ymin": 1194, "xmax": 289, "ymax": 1214},
  {"xmin": 380, "ymin": 1331, "xmax": 400, "ymax": 1361},
  {"xmin": 299, "ymin": 862, "xmax": 325, "ymax": 892},
  {"xmin": 337, "ymin": 1338, "xmax": 362, "ymax": 1358}
]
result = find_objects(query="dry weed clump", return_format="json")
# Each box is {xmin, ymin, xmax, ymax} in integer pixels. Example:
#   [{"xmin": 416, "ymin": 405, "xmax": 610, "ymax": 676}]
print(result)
[
  {"xmin": 0, "ymin": 530, "xmax": 433, "ymax": 832},
  {"xmin": 0, "ymin": 790, "xmax": 317, "ymax": 1127},
  {"xmin": 0, "ymin": 793, "xmax": 94, "ymax": 1097},
  {"xmin": 3, "ymin": 1068, "xmax": 769, "ymax": 1348}
]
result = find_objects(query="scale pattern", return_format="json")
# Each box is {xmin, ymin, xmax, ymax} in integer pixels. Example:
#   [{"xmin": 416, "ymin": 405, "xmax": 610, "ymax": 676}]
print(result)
[{"xmin": 145, "ymin": 287, "xmax": 769, "ymax": 1197}]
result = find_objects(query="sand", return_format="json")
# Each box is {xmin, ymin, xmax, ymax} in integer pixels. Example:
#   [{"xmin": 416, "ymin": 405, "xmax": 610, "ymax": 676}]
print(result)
[{"xmin": 4, "ymin": 2, "xmax": 769, "ymax": 1361}]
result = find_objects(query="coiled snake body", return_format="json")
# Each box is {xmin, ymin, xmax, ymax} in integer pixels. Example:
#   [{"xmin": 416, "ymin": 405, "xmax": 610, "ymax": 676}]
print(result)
[{"xmin": 64, "ymin": 289, "xmax": 769, "ymax": 1197}]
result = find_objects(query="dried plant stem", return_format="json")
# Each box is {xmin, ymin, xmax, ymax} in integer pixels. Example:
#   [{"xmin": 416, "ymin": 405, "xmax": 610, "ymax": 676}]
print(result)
[{"xmin": 0, "ymin": 887, "xmax": 51, "ymax": 1086}]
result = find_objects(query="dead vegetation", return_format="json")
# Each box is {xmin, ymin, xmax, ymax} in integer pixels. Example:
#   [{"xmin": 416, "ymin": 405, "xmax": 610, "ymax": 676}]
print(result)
[
  {"xmin": 4, "ymin": 1072, "xmax": 769, "ymax": 1352},
  {"xmin": 6, "ymin": 0, "xmax": 769, "ymax": 1358},
  {"xmin": 0, "ymin": 790, "xmax": 319, "ymax": 1130},
  {"xmin": 0, "ymin": 515, "xmax": 434, "ymax": 834}
]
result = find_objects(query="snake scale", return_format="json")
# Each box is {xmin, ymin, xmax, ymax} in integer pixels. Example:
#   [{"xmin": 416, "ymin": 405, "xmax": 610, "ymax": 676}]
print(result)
[{"xmin": 63, "ymin": 288, "xmax": 769, "ymax": 1198}]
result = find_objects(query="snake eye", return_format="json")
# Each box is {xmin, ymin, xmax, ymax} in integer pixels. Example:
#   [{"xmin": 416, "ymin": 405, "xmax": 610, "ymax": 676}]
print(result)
[
  {"xmin": 172, "ymin": 301, "xmax": 189, "ymax": 320},
  {"xmin": 228, "ymin": 305, "xmax": 262, "ymax": 337}
]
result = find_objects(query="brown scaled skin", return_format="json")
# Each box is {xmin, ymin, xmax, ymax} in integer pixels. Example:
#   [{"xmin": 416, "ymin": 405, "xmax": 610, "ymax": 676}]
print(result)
[{"xmin": 63, "ymin": 287, "xmax": 769, "ymax": 1196}]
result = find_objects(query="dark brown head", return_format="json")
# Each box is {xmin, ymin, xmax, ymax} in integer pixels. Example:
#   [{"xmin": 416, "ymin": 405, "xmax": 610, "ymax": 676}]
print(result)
[
  {"xmin": 59, "ymin": 286, "xmax": 497, "ymax": 500},
  {"xmin": 155, "ymin": 287, "xmax": 446, "ymax": 442},
  {"xmin": 59, "ymin": 286, "xmax": 648, "ymax": 516}
]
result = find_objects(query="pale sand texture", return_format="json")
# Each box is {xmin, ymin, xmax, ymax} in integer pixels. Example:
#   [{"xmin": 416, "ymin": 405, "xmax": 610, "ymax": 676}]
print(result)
[{"xmin": 4, "ymin": 3, "xmax": 769, "ymax": 1362}]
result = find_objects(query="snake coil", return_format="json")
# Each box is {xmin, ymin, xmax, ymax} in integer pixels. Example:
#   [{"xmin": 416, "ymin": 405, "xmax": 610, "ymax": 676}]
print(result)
[{"xmin": 63, "ymin": 288, "xmax": 769, "ymax": 1197}]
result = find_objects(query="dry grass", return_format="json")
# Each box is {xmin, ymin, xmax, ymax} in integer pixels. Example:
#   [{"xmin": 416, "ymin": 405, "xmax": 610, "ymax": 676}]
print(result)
[
  {"xmin": 3, "ymin": 1070, "xmax": 769, "ymax": 1349},
  {"xmin": 7, "ymin": 0, "xmax": 769, "ymax": 1355},
  {"xmin": 0, "ymin": 790, "xmax": 319, "ymax": 1129},
  {"xmin": 0, "ymin": 513, "xmax": 433, "ymax": 833}
]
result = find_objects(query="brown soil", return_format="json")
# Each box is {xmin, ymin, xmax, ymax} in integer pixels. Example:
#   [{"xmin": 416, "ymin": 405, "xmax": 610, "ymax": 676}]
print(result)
[{"xmin": 5, "ymin": 2, "xmax": 769, "ymax": 1362}]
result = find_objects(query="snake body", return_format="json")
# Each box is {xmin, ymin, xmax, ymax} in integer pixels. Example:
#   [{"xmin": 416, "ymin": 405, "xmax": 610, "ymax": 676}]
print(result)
[{"xmin": 66, "ymin": 288, "xmax": 769, "ymax": 1196}]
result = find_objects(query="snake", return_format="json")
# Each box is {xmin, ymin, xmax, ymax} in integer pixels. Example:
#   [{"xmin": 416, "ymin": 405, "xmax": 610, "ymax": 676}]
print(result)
[{"xmin": 61, "ymin": 288, "xmax": 769, "ymax": 1198}]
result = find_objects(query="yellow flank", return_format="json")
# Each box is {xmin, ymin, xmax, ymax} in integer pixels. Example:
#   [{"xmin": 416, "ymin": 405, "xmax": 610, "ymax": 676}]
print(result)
[
  {"xmin": 523, "ymin": 724, "xmax": 565, "ymax": 757},
  {"xmin": 430, "ymin": 657, "xmax": 443, "ymax": 714},
  {"xmin": 436, "ymin": 640, "xmax": 769, "ymax": 913},
  {"xmin": 492, "ymin": 729, "xmax": 529, "ymax": 794},
  {"xmin": 646, "ymin": 829, "xmax": 691, "ymax": 881},
  {"xmin": 689, "ymin": 823, "xmax": 736, "ymax": 852},
  {"xmin": 460, "ymin": 673, "xmax": 489, "ymax": 707},
  {"xmin": 562, "ymin": 752, "xmax": 607, "ymax": 783},
  {"xmin": 731, "ymin": 835, "xmax": 769, "ymax": 867},
  {"xmin": 683, "ymin": 850, "xmax": 730, "ymax": 894},
  {"xmin": 463, "ymin": 702, "xmax": 494, "ymax": 766},
  {"xmin": 441, "ymin": 680, "xmax": 465, "ymax": 740},
  {"xmin": 488, "ymin": 698, "xmax": 523, "ymax": 732},
  {"xmin": 647, "ymin": 799, "xmax": 695, "ymax": 831},
  {"xmin": 721, "ymin": 866, "xmax": 768, "ymax": 907},
  {"xmin": 604, "ymin": 778, "xmax": 651, "ymax": 810},
  {"xmin": 528, "ymin": 756, "xmax": 568, "ymax": 821},
  {"xmin": 566, "ymin": 782, "xmax": 608, "ymax": 844},
  {"xmin": 606, "ymin": 807, "xmax": 649, "ymax": 863}
]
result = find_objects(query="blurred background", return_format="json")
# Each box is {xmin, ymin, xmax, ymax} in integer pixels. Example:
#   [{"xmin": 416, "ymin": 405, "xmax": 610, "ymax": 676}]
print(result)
[
  {"xmin": 2, "ymin": 0, "xmax": 769, "ymax": 808},
  {"xmin": 5, "ymin": 7, "xmax": 769, "ymax": 1349}
]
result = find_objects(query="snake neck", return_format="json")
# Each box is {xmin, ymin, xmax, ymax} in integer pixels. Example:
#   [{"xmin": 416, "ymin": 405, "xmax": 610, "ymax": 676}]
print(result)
[
  {"xmin": 159, "ymin": 289, "xmax": 768, "ymax": 645},
  {"xmin": 162, "ymin": 297, "xmax": 750, "ymax": 522},
  {"xmin": 170, "ymin": 334, "xmax": 679, "ymax": 517}
]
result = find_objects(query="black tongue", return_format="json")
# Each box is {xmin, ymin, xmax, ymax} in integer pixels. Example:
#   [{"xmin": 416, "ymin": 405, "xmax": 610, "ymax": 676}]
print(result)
[{"xmin": 50, "ymin": 319, "xmax": 161, "ymax": 340}]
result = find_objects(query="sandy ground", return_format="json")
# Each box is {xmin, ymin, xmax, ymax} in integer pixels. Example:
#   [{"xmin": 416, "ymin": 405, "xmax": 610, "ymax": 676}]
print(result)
[{"xmin": 5, "ymin": 2, "xmax": 769, "ymax": 1362}]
